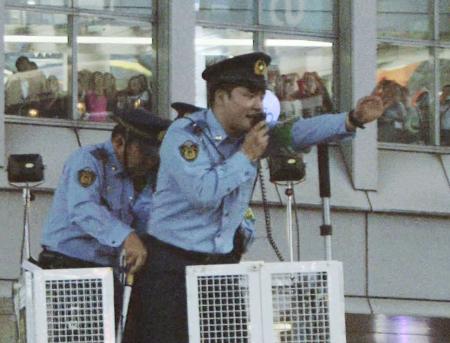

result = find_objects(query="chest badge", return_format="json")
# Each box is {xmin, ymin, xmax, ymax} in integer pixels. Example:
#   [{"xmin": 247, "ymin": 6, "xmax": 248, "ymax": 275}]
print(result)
[
  {"xmin": 78, "ymin": 168, "xmax": 96, "ymax": 187},
  {"xmin": 179, "ymin": 140, "xmax": 199, "ymax": 161}
]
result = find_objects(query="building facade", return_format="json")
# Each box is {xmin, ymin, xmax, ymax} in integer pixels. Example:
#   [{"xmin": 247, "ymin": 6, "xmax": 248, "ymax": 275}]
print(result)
[{"xmin": 0, "ymin": 1, "xmax": 449, "ymax": 335}]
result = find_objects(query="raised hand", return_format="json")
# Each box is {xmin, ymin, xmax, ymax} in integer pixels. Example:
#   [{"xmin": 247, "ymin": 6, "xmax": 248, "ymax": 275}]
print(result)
[
  {"xmin": 354, "ymin": 95, "xmax": 384, "ymax": 123},
  {"xmin": 346, "ymin": 95, "xmax": 384, "ymax": 130}
]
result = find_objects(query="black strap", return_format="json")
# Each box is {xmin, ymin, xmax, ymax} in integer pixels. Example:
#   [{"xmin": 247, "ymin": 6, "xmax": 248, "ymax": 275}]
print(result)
[
  {"xmin": 348, "ymin": 110, "xmax": 365, "ymax": 129},
  {"xmin": 183, "ymin": 116, "xmax": 226, "ymax": 161},
  {"xmin": 38, "ymin": 249, "xmax": 102, "ymax": 269}
]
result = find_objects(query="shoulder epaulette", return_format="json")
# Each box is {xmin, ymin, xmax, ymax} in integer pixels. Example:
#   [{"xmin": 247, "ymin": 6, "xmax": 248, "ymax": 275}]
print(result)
[
  {"xmin": 90, "ymin": 148, "xmax": 109, "ymax": 164},
  {"xmin": 182, "ymin": 117, "xmax": 208, "ymax": 136}
]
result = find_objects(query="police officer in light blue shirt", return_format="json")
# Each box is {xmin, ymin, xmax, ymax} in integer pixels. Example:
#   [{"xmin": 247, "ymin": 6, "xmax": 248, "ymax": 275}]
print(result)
[
  {"xmin": 137, "ymin": 52, "xmax": 383, "ymax": 343},
  {"xmin": 39, "ymin": 108, "xmax": 171, "ymax": 273}
]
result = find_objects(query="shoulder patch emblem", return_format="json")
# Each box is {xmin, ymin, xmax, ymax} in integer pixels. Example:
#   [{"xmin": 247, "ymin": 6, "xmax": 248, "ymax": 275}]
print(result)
[
  {"xmin": 179, "ymin": 140, "xmax": 199, "ymax": 161},
  {"xmin": 78, "ymin": 168, "xmax": 96, "ymax": 187},
  {"xmin": 244, "ymin": 208, "xmax": 256, "ymax": 221}
]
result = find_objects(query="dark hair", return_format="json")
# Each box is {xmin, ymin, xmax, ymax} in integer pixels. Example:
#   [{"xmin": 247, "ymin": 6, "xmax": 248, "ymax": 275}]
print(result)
[
  {"xmin": 207, "ymin": 82, "xmax": 266, "ymax": 107},
  {"xmin": 112, "ymin": 124, "xmax": 143, "ymax": 144},
  {"xmin": 15, "ymin": 56, "xmax": 30, "ymax": 70},
  {"xmin": 112, "ymin": 124, "xmax": 160, "ymax": 150}
]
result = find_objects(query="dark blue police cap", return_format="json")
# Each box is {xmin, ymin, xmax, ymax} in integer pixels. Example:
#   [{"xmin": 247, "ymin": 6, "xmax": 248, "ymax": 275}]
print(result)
[
  {"xmin": 110, "ymin": 108, "xmax": 171, "ymax": 146},
  {"xmin": 201, "ymin": 52, "xmax": 271, "ymax": 90}
]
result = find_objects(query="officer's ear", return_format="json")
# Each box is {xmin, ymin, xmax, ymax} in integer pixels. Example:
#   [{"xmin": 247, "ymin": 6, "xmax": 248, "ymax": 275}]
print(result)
[
  {"xmin": 214, "ymin": 89, "xmax": 229, "ymax": 106},
  {"xmin": 112, "ymin": 133, "xmax": 126, "ymax": 155}
]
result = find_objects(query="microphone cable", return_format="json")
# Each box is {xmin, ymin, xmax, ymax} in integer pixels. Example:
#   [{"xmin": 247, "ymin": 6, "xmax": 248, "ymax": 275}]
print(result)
[{"xmin": 258, "ymin": 163, "xmax": 284, "ymax": 262}]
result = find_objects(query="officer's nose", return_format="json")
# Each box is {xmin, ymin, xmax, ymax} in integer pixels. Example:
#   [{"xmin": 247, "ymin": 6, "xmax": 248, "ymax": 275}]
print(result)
[{"xmin": 253, "ymin": 96, "xmax": 263, "ymax": 111}]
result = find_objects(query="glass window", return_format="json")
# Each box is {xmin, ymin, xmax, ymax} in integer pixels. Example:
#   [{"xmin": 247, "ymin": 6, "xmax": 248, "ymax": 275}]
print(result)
[
  {"xmin": 261, "ymin": 0, "xmax": 334, "ymax": 34},
  {"xmin": 376, "ymin": 44, "xmax": 434, "ymax": 145},
  {"xmin": 75, "ymin": 0, "xmax": 151, "ymax": 17},
  {"xmin": 377, "ymin": 0, "xmax": 432, "ymax": 40},
  {"xmin": 377, "ymin": 2, "xmax": 449, "ymax": 147},
  {"xmin": 194, "ymin": 27, "xmax": 253, "ymax": 107},
  {"xmin": 6, "ymin": 0, "xmax": 70, "ymax": 6},
  {"xmin": 6, "ymin": 0, "xmax": 151, "ymax": 16},
  {"xmin": 4, "ymin": 3, "xmax": 153, "ymax": 122},
  {"xmin": 263, "ymin": 34, "xmax": 334, "ymax": 120},
  {"xmin": 77, "ymin": 17, "xmax": 152, "ymax": 121},
  {"xmin": 440, "ymin": 0, "xmax": 450, "ymax": 41},
  {"xmin": 5, "ymin": 10, "xmax": 69, "ymax": 119},
  {"xmin": 196, "ymin": 0, "xmax": 255, "ymax": 25}
]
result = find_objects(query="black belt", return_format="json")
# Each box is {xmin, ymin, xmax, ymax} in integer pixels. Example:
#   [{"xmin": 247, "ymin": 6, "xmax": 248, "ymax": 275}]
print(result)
[
  {"xmin": 144, "ymin": 235, "xmax": 238, "ymax": 264},
  {"xmin": 38, "ymin": 249, "xmax": 102, "ymax": 269}
]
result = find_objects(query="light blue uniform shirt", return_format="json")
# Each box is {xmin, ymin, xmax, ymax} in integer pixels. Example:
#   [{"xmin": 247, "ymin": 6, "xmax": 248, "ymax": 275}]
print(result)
[
  {"xmin": 148, "ymin": 110, "xmax": 352, "ymax": 254},
  {"xmin": 41, "ymin": 140, "xmax": 153, "ymax": 266}
]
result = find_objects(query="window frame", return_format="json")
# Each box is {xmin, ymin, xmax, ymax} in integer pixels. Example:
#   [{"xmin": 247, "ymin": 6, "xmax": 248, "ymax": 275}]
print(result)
[
  {"xmin": 195, "ymin": 0, "xmax": 339, "ymax": 105},
  {"xmin": 376, "ymin": 0, "xmax": 450, "ymax": 151},
  {"xmin": 2, "ymin": 1, "xmax": 154, "ymax": 128}
]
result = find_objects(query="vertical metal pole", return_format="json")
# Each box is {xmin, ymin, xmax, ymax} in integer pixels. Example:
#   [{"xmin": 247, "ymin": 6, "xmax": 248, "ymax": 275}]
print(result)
[
  {"xmin": 285, "ymin": 182, "xmax": 294, "ymax": 262},
  {"xmin": 23, "ymin": 187, "xmax": 31, "ymax": 261},
  {"xmin": 68, "ymin": 14, "xmax": 79, "ymax": 120},
  {"xmin": 432, "ymin": 0, "xmax": 441, "ymax": 146},
  {"xmin": 322, "ymin": 197, "xmax": 332, "ymax": 260},
  {"xmin": 318, "ymin": 144, "xmax": 333, "ymax": 260},
  {"xmin": 0, "ymin": 0, "xmax": 5, "ymax": 167}
]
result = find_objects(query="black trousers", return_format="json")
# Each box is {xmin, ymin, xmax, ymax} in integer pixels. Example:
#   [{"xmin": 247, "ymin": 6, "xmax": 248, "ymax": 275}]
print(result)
[{"xmin": 135, "ymin": 235, "xmax": 241, "ymax": 343}]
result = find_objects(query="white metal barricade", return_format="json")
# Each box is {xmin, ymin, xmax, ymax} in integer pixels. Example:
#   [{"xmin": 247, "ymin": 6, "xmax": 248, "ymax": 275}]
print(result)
[
  {"xmin": 15, "ymin": 267, "xmax": 115, "ymax": 343},
  {"xmin": 186, "ymin": 261, "xmax": 346, "ymax": 343}
]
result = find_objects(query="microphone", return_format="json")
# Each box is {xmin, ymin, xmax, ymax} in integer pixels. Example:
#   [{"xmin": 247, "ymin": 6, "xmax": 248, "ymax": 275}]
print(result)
[{"xmin": 248, "ymin": 112, "xmax": 267, "ymax": 126}]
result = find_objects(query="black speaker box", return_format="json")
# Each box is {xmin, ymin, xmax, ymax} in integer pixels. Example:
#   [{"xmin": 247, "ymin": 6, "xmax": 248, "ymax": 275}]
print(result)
[
  {"xmin": 268, "ymin": 153, "xmax": 305, "ymax": 182},
  {"xmin": 7, "ymin": 154, "xmax": 44, "ymax": 183}
]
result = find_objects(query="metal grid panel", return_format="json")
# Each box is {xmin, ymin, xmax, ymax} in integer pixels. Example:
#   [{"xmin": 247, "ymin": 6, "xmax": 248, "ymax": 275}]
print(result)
[
  {"xmin": 271, "ymin": 271, "xmax": 330, "ymax": 342},
  {"xmin": 197, "ymin": 274, "xmax": 250, "ymax": 342},
  {"xmin": 45, "ymin": 278, "xmax": 105, "ymax": 342},
  {"xmin": 187, "ymin": 261, "xmax": 346, "ymax": 343},
  {"xmin": 30, "ymin": 268, "xmax": 115, "ymax": 343}
]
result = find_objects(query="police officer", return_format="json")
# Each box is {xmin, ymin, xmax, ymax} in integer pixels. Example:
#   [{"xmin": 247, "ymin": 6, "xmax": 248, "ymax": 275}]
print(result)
[
  {"xmin": 136, "ymin": 52, "xmax": 383, "ymax": 342},
  {"xmin": 39, "ymin": 108, "xmax": 171, "ymax": 322}
]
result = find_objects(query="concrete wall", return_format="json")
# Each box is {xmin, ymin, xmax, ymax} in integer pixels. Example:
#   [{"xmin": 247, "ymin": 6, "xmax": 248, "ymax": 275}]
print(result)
[{"xmin": 1, "ymin": 123, "xmax": 449, "ymax": 307}]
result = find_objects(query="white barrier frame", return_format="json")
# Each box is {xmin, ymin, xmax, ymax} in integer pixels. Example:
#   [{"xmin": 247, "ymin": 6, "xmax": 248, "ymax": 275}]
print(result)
[
  {"xmin": 186, "ymin": 261, "xmax": 346, "ymax": 343},
  {"xmin": 22, "ymin": 267, "xmax": 115, "ymax": 343}
]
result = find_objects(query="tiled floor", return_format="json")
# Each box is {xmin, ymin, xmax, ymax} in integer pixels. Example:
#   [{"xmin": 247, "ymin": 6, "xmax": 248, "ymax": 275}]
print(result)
[
  {"xmin": 346, "ymin": 313, "xmax": 450, "ymax": 343},
  {"xmin": 2, "ymin": 301, "xmax": 450, "ymax": 342}
]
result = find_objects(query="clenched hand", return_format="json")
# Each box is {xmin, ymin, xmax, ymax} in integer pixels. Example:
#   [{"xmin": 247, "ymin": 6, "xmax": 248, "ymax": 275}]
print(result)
[
  {"xmin": 241, "ymin": 121, "xmax": 269, "ymax": 162},
  {"xmin": 122, "ymin": 232, "xmax": 148, "ymax": 274}
]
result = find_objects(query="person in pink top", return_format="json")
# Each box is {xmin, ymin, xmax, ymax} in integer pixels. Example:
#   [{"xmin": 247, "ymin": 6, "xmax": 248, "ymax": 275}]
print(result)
[{"xmin": 85, "ymin": 71, "xmax": 108, "ymax": 121}]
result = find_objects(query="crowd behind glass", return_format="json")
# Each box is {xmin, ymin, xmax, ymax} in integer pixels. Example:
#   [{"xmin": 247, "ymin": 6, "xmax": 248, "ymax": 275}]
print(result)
[
  {"xmin": 5, "ymin": 55, "xmax": 153, "ymax": 122},
  {"xmin": 4, "ymin": 55, "xmax": 450, "ymax": 147},
  {"xmin": 268, "ymin": 65, "xmax": 450, "ymax": 147}
]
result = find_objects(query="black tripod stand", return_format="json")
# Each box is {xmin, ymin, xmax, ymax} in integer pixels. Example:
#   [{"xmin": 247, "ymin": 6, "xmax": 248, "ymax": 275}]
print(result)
[
  {"xmin": 273, "ymin": 144, "xmax": 334, "ymax": 262},
  {"xmin": 7, "ymin": 154, "xmax": 44, "ymax": 269}
]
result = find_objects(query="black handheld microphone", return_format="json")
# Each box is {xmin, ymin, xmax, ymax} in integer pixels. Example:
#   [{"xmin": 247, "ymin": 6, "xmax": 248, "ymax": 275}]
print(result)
[{"xmin": 248, "ymin": 112, "xmax": 267, "ymax": 126}]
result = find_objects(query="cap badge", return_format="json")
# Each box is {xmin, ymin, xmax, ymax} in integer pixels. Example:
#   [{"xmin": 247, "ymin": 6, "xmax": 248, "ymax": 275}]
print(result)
[
  {"xmin": 78, "ymin": 168, "xmax": 96, "ymax": 187},
  {"xmin": 179, "ymin": 140, "xmax": 199, "ymax": 162},
  {"xmin": 254, "ymin": 59, "xmax": 267, "ymax": 76}
]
